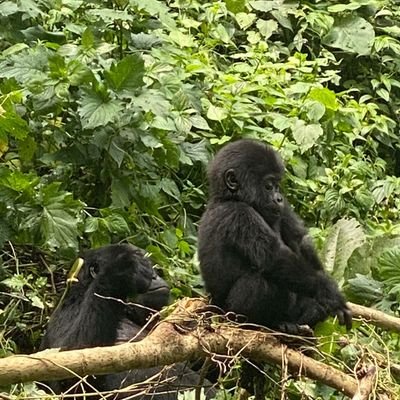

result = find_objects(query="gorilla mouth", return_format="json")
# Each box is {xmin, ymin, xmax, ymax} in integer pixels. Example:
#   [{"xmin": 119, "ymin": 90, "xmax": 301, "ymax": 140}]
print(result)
[{"xmin": 146, "ymin": 286, "xmax": 169, "ymax": 294}]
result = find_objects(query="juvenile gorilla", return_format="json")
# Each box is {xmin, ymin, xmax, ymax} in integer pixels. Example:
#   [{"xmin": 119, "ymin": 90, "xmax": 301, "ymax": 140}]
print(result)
[
  {"xmin": 198, "ymin": 140, "xmax": 352, "ymax": 332},
  {"xmin": 40, "ymin": 243, "xmax": 215, "ymax": 399}
]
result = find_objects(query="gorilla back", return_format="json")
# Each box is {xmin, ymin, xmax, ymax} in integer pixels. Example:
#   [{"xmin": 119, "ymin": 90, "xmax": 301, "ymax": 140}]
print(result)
[
  {"xmin": 198, "ymin": 139, "xmax": 351, "ymax": 332},
  {"xmin": 40, "ymin": 243, "xmax": 216, "ymax": 399}
]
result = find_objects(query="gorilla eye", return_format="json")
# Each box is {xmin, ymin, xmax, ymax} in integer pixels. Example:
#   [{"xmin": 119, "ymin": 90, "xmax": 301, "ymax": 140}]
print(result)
[{"xmin": 265, "ymin": 182, "xmax": 274, "ymax": 191}]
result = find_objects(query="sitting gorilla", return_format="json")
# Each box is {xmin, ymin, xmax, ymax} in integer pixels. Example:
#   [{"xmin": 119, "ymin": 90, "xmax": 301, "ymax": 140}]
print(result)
[
  {"xmin": 198, "ymin": 139, "xmax": 352, "ymax": 333},
  {"xmin": 40, "ymin": 243, "xmax": 215, "ymax": 399}
]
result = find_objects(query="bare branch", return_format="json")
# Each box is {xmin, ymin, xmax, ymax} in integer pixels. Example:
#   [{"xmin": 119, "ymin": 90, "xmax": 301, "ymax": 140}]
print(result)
[
  {"xmin": 348, "ymin": 302, "xmax": 400, "ymax": 333},
  {"xmin": 0, "ymin": 299, "xmax": 359, "ymax": 397}
]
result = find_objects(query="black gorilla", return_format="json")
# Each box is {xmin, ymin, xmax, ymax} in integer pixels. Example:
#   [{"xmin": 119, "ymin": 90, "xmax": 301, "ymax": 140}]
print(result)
[
  {"xmin": 198, "ymin": 140, "xmax": 352, "ymax": 332},
  {"xmin": 40, "ymin": 243, "xmax": 215, "ymax": 399}
]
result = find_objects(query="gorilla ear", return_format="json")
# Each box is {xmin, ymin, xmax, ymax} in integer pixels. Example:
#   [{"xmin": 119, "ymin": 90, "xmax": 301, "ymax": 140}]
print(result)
[
  {"xmin": 89, "ymin": 262, "xmax": 99, "ymax": 279},
  {"xmin": 224, "ymin": 168, "xmax": 239, "ymax": 191}
]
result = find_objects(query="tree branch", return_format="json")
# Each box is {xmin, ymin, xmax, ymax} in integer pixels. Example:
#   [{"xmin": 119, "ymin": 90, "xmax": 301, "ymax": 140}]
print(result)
[
  {"xmin": 0, "ymin": 299, "xmax": 378, "ymax": 398},
  {"xmin": 348, "ymin": 302, "xmax": 400, "ymax": 333}
]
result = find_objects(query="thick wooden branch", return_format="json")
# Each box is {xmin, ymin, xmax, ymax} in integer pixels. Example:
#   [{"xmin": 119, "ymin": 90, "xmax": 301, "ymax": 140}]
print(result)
[
  {"xmin": 348, "ymin": 302, "xmax": 400, "ymax": 333},
  {"xmin": 0, "ymin": 298, "xmax": 360, "ymax": 397}
]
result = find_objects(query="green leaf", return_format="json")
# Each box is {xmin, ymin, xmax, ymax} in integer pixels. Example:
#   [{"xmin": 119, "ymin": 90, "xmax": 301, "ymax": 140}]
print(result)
[
  {"xmin": 151, "ymin": 116, "xmax": 175, "ymax": 131},
  {"xmin": 104, "ymin": 54, "xmax": 145, "ymax": 93},
  {"xmin": 38, "ymin": 185, "xmax": 82, "ymax": 251},
  {"xmin": 18, "ymin": 136, "xmax": 37, "ymax": 163},
  {"xmin": 41, "ymin": 205, "xmax": 79, "ymax": 251},
  {"xmin": 28, "ymin": 293, "xmax": 45, "ymax": 309},
  {"xmin": 322, "ymin": 16, "xmax": 375, "ymax": 56},
  {"xmin": 79, "ymin": 89, "xmax": 123, "ymax": 129},
  {"xmin": 174, "ymin": 114, "xmax": 192, "ymax": 133},
  {"xmin": 111, "ymin": 177, "xmax": 133, "ymax": 208},
  {"xmin": 189, "ymin": 115, "xmax": 210, "ymax": 130},
  {"xmin": 328, "ymin": 3, "xmax": 361, "ymax": 12},
  {"xmin": 321, "ymin": 218, "xmax": 366, "ymax": 284},
  {"xmin": 0, "ymin": 47, "xmax": 49, "ymax": 83},
  {"xmin": 377, "ymin": 248, "xmax": 400, "ymax": 287},
  {"xmin": 169, "ymin": 31, "xmax": 195, "ymax": 47},
  {"xmin": 207, "ymin": 105, "xmax": 228, "ymax": 121},
  {"xmin": 213, "ymin": 24, "xmax": 233, "ymax": 44},
  {"xmin": 2, "ymin": 43, "xmax": 29, "ymax": 57},
  {"xmin": 0, "ymin": 106, "xmax": 29, "ymax": 140},
  {"xmin": 302, "ymin": 100, "xmax": 326, "ymax": 122},
  {"xmin": 2, "ymin": 275, "xmax": 28, "ymax": 290},
  {"xmin": 376, "ymin": 88, "xmax": 390, "ymax": 102},
  {"xmin": 104, "ymin": 214, "xmax": 130, "ymax": 235},
  {"xmin": 346, "ymin": 274, "xmax": 384, "ymax": 304},
  {"xmin": 160, "ymin": 178, "xmax": 180, "ymax": 200},
  {"xmin": 87, "ymin": 8, "xmax": 134, "ymax": 24},
  {"xmin": 256, "ymin": 19, "xmax": 278, "ymax": 39},
  {"xmin": 235, "ymin": 13, "xmax": 256, "ymax": 30},
  {"xmin": 210, "ymin": 136, "xmax": 231, "ymax": 145},
  {"xmin": 249, "ymin": 1, "xmax": 275, "ymax": 12},
  {"xmin": 224, "ymin": 0, "xmax": 246, "ymax": 14},
  {"xmin": 16, "ymin": 0, "xmax": 43, "ymax": 18},
  {"xmin": 130, "ymin": 0, "xmax": 169, "ymax": 16},
  {"xmin": 0, "ymin": 1, "xmax": 19, "ymax": 16},
  {"xmin": 181, "ymin": 141, "xmax": 210, "ymax": 165},
  {"xmin": 108, "ymin": 137, "xmax": 126, "ymax": 167},
  {"xmin": 131, "ymin": 33, "xmax": 162, "ymax": 49},
  {"xmin": 84, "ymin": 217, "xmax": 99, "ymax": 233},
  {"xmin": 0, "ymin": 169, "xmax": 37, "ymax": 192},
  {"xmin": 141, "ymin": 134, "xmax": 163, "ymax": 149},
  {"xmin": 291, "ymin": 120, "xmax": 323, "ymax": 153},
  {"xmin": 307, "ymin": 88, "xmax": 338, "ymax": 111},
  {"xmin": 81, "ymin": 28, "xmax": 95, "ymax": 50},
  {"xmin": 135, "ymin": 90, "xmax": 170, "ymax": 115}
]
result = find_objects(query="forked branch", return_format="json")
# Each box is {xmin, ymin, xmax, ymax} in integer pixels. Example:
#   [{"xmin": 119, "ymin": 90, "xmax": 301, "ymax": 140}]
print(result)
[{"xmin": 0, "ymin": 299, "xmax": 386, "ymax": 399}]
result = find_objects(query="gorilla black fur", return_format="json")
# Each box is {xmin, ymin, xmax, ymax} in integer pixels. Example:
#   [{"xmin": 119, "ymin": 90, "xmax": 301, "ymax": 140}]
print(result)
[
  {"xmin": 198, "ymin": 140, "xmax": 352, "ymax": 332},
  {"xmin": 40, "ymin": 243, "xmax": 215, "ymax": 399}
]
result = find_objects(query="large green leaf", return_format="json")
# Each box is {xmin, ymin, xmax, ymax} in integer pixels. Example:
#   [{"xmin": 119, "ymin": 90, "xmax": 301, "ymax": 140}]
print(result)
[
  {"xmin": 78, "ymin": 89, "xmax": 123, "ymax": 129},
  {"xmin": 104, "ymin": 54, "xmax": 145, "ymax": 93},
  {"xmin": 321, "ymin": 218, "xmax": 366, "ymax": 284},
  {"xmin": 377, "ymin": 247, "xmax": 400, "ymax": 287},
  {"xmin": 291, "ymin": 120, "xmax": 323, "ymax": 153},
  {"xmin": 0, "ymin": 107, "xmax": 29, "ymax": 140},
  {"xmin": 322, "ymin": 16, "xmax": 374, "ymax": 55},
  {"xmin": 0, "ymin": 47, "xmax": 49, "ymax": 83},
  {"xmin": 346, "ymin": 274, "xmax": 383, "ymax": 304},
  {"xmin": 38, "ymin": 183, "xmax": 83, "ymax": 252}
]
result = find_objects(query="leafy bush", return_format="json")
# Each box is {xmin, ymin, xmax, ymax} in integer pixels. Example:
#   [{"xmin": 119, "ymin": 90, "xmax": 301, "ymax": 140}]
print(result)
[{"xmin": 1, "ymin": 0, "xmax": 400, "ymax": 397}]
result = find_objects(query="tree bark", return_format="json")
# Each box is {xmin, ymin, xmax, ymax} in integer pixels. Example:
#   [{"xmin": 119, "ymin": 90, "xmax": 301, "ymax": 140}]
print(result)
[
  {"xmin": 0, "ymin": 298, "xmax": 361, "ymax": 397},
  {"xmin": 348, "ymin": 302, "xmax": 400, "ymax": 333}
]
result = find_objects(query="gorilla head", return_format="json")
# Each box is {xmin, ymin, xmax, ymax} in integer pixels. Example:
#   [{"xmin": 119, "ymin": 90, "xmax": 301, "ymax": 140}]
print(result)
[{"xmin": 207, "ymin": 139, "xmax": 285, "ymax": 225}]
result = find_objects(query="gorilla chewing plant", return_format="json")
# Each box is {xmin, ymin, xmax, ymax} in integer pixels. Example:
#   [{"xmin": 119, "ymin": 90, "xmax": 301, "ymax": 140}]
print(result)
[
  {"xmin": 198, "ymin": 139, "xmax": 352, "ymax": 334},
  {"xmin": 40, "ymin": 243, "xmax": 216, "ymax": 399}
]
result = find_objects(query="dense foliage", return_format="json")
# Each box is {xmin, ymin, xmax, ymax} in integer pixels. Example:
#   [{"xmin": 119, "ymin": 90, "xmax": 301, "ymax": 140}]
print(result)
[{"xmin": 1, "ymin": 0, "xmax": 400, "ymax": 398}]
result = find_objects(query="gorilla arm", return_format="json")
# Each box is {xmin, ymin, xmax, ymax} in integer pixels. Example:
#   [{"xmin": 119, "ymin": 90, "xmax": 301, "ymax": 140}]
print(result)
[
  {"xmin": 200, "ymin": 202, "xmax": 320, "ymax": 295},
  {"xmin": 279, "ymin": 204, "xmax": 352, "ymax": 329}
]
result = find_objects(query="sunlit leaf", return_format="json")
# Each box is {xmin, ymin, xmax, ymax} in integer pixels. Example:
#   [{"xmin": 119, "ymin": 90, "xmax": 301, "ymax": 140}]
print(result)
[
  {"xmin": 291, "ymin": 120, "xmax": 323, "ymax": 153},
  {"xmin": 207, "ymin": 105, "xmax": 228, "ymax": 121}
]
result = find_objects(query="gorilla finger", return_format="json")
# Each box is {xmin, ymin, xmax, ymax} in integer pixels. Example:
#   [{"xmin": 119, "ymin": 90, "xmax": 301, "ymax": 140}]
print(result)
[
  {"xmin": 335, "ymin": 309, "xmax": 352, "ymax": 330},
  {"xmin": 335, "ymin": 309, "xmax": 346, "ymax": 326},
  {"xmin": 343, "ymin": 308, "xmax": 353, "ymax": 330}
]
